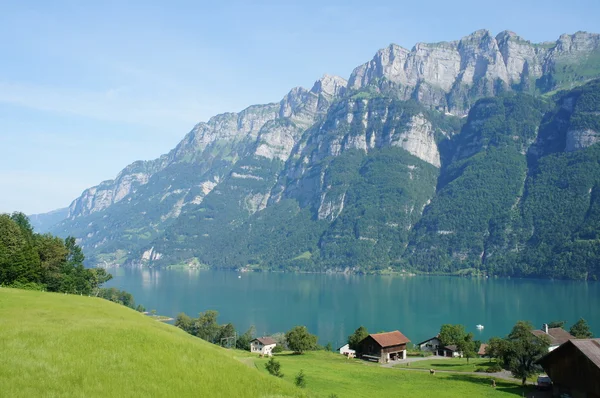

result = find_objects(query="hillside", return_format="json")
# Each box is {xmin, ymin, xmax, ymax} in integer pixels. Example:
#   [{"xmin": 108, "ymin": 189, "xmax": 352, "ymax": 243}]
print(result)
[
  {"xmin": 40, "ymin": 30, "xmax": 600, "ymax": 279},
  {"xmin": 0, "ymin": 288, "xmax": 302, "ymax": 397}
]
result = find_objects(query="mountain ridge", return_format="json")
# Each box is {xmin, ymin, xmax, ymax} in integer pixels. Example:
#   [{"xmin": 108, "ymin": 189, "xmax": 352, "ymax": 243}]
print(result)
[{"xmin": 39, "ymin": 30, "xmax": 600, "ymax": 279}]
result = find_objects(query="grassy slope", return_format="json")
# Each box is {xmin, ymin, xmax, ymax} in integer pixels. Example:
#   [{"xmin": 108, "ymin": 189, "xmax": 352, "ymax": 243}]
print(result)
[
  {"xmin": 0, "ymin": 288, "xmax": 302, "ymax": 398},
  {"xmin": 247, "ymin": 351, "xmax": 530, "ymax": 398}
]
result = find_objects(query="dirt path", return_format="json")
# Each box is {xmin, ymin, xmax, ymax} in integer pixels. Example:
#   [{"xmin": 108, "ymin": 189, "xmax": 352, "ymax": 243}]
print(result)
[{"xmin": 389, "ymin": 365, "xmax": 523, "ymax": 383}]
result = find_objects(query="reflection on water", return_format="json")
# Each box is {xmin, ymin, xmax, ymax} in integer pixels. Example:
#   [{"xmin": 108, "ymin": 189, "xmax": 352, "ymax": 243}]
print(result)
[{"xmin": 106, "ymin": 269, "xmax": 599, "ymax": 347}]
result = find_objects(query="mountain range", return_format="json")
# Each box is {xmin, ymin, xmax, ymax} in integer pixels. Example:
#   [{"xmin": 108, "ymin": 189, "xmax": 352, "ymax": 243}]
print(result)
[{"xmin": 34, "ymin": 30, "xmax": 600, "ymax": 280}]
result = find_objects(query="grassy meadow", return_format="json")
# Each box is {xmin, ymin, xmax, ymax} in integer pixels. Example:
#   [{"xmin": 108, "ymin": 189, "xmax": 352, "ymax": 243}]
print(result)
[
  {"xmin": 245, "ymin": 351, "xmax": 532, "ymax": 398},
  {"xmin": 397, "ymin": 357, "xmax": 498, "ymax": 372},
  {"xmin": 0, "ymin": 288, "xmax": 302, "ymax": 397}
]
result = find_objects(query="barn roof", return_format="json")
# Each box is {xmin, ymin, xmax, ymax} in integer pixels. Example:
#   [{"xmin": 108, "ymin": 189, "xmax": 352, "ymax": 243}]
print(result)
[
  {"xmin": 531, "ymin": 328, "xmax": 574, "ymax": 346},
  {"xmin": 570, "ymin": 339, "xmax": 600, "ymax": 368},
  {"xmin": 252, "ymin": 337, "xmax": 276, "ymax": 345},
  {"xmin": 478, "ymin": 343, "xmax": 488, "ymax": 356},
  {"xmin": 369, "ymin": 331, "xmax": 410, "ymax": 347}
]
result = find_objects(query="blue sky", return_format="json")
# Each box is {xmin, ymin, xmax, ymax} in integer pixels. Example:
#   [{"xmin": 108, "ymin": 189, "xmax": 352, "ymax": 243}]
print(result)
[{"xmin": 1, "ymin": 0, "xmax": 598, "ymax": 214}]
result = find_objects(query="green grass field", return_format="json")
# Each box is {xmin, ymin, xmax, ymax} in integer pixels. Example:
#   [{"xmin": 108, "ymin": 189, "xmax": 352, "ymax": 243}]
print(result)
[
  {"xmin": 397, "ymin": 357, "xmax": 497, "ymax": 372},
  {"xmin": 246, "ymin": 351, "xmax": 531, "ymax": 398},
  {"xmin": 0, "ymin": 288, "xmax": 302, "ymax": 397}
]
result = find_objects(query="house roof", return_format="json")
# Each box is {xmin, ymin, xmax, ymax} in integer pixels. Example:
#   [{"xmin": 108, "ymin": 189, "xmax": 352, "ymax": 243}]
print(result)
[
  {"xmin": 369, "ymin": 331, "xmax": 410, "ymax": 347},
  {"xmin": 252, "ymin": 337, "xmax": 276, "ymax": 345},
  {"xmin": 531, "ymin": 327, "xmax": 574, "ymax": 346},
  {"xmin": 417, "ymin": 334, "xmax": 440, "ymax": 346},
  {"xmin": 444, "ymin": 345, "xmax": 459, "ymax": 352},
  {"xmin": 478, "ymin": 343, "xmax": 488, "ymax": 356}
]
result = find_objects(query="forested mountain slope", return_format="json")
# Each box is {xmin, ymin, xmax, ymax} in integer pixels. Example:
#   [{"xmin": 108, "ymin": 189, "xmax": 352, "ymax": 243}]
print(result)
[{"xmin": 43, "ymin": 30, "xmax": 600, "ymax": 280}]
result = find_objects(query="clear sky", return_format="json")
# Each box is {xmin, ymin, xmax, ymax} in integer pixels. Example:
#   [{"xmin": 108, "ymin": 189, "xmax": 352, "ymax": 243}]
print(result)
[{"xmin": 1, "ymin": 0, "xmax": 598, "ymax": 214}]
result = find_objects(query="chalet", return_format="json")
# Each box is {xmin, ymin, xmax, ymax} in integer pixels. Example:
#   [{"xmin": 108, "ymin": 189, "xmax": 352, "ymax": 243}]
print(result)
[
  {"xmin": 356, "ymin": 330, "xmax": 410, "ymax": 363},
  {"xmin": 439, "ymin": 345, "xmax": 462, "ymax": 358},
  {"xmin": 338, "ymin": 343, "xmax": 356, "ymax": 357},
  {"xmin": 478, "ymin": 343, "xmax": 489, "ymax": 358},
  {"xmin": 250, "ymin": 337, "xmax": 277, "ymax": 356},
  {"xmin": 537, "ymin": 339, "xmax": 600, "ymax": 397},
  {"xmin": 532, "ymin": 324, "xmax": 575, "ymax": 351},
  {"xmin": 417, "ymin": 335, "xmax": 441, "ymax": 353}
]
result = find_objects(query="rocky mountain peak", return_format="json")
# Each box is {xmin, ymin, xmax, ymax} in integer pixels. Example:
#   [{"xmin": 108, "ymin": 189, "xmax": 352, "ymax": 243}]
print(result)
[{"xmin": 310, "ymin": 74, "xmax": 348, "ymax": 99}]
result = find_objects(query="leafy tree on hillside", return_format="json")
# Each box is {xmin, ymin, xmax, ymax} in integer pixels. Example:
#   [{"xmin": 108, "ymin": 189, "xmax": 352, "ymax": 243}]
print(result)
[
  {"xmin": 195, "ymin": 310, "xmax": 221, "ymax": 343},
  {"xmin": 175, "ymin": 313, "xmax": 195, "ymax": 335},
  {"xmin": 505, "ymin": 321, "xmax": 550, "ymax": 385},
  {"xmin": 486, "ymin": 336, "xmax": 510, "ymax": 367},
  {"xmin": 295, "ymin": 370, "xmax": 306, "ymax": 388},
  {"xmin": 570, "ymin": 318, "xmax": 593, "ymax": 338},
  {"xmin": 438, "ymin": 324, "xmax": 466, "ymax": 347},
  {"xmin": 217, "ymin": 323, "xmax": 236, "ymax": 346},
  {"xmin": 285, "ymin": 326, "xmax": 317, "ymax": 354},
  {"xmin": 348, "ymin": 326, "xmax": 369, "ymax": 350},
  {"xmin": 236, "ymin": 325, "xmax": 256, "ymax": 351}
]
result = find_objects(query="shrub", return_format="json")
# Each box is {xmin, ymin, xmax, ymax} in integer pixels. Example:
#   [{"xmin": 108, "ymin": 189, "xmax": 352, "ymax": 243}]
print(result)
[
  {"xmin": 272, "ymin": 345, "xmax": 283, "ymax": 353},
  {"xmin": 486, "ymin": 363, "xmax": 503, "ymax": 373},
  {"xmin": 265, "ymin": 357, "xmax": 283, "ymax": 378},
  {"xmin": 475, "ymin": 367, "xmax": 486, "ymax": 372},
  {"xmin": 294, "ymin": 370, "xmax": 306, "ymax": 388},
  {"xmin": 7, "ymin": 281, "xmax": 46, "ymax": 291}
]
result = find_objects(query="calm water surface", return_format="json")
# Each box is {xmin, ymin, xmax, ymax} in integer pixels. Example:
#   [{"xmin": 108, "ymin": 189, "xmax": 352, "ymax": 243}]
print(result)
[{"xmin": 106, "ymin": 269, "xmax": 599, "ymax": 347}]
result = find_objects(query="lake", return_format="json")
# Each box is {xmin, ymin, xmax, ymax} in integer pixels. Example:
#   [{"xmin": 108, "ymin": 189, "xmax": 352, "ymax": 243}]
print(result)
[{"xmin": 106, "ymin": 269, "xmax": 599, "ymax": 347}]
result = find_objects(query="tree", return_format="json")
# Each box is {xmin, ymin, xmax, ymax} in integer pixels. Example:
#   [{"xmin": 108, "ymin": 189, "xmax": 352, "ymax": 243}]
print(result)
[
  {"xmin": 505, "ymin": 321, "xmax": 550, "ymax": 385},
  {"xmin": 136, "ymin": 304, "xmax": 146, "ymax": 313},
  {"xmin": 348, "ymin": 326, "xmax": 369, "ymax": 350},
  {"xmin": 295, "ymin": 370, "xmax": 306, "ymax": 388},
  {"xmin": 217, "ymin": 323, "xmax": 236, "ymax": 346},
  {"xmin": 325, "ymin": 342, "xmax": 333, "ymax": 352},
  {"xmin": 486, "ymin": 336, "xmax": 510, "ymax": 367},
  {"xmin": 458, "ymin": 332, "xmax": 477, "ymax": 363},
  {"xmin": 175, "ymin": 313, "xmax": 195, "ymax": 335},
  {"xmin": 570, "ymin": 318, "xmax": 593, "ymax": 338},
  {"xmin": 236, "ymin": 325, "xmax": 256, "ymax": 351},
  {"xmin": 195, "ymin": 310, "xmax": 221, "ymax": 343},
  {"xmin": 285, "ymin": 326, "xmax": 317, "ymax": 354},
  {"xmin": 438, "ymin": 324, "xmax": 467, "ymax": 347},
  {"xmin": 265, "ymin": 357, "xmax": 283, "ymax": 377},
  {"xmin": 547, "ymin": 320, "xmax": 566, "ymax": 329}
]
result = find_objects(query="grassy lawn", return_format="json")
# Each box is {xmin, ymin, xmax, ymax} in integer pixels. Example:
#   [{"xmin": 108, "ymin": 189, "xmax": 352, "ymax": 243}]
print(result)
[
  {"xmin": 0, "ymin": 288, "xmax": 303, "ymax": 398},
  {"xmin": 248, "ymin": 351, "xmax": 531, "ymax": 398},
  {"xmin": 398, "ymin": 357, "xmax": 498, "ymax": 372}
]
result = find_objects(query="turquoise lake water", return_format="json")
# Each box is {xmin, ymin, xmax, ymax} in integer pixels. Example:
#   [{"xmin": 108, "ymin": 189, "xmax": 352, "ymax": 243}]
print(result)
[{"xmin": 106, "ymin": 269, "xmax": 599, "ymax": 347}]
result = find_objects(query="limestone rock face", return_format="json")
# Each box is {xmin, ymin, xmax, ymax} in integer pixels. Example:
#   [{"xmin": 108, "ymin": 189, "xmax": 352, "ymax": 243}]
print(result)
[
  {"xmin": 349, "ymin": 30, "xmax": 600, "ymax": 114},
  {"xmin": 566, "ymin": 128, "xmax": 600, "ymax": 151}
]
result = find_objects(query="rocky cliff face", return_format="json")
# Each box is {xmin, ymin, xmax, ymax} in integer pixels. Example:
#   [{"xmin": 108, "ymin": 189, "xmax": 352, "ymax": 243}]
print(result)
[{"xmin": 348, "ymin": 30, "xmax": 600, "ymax": 115}]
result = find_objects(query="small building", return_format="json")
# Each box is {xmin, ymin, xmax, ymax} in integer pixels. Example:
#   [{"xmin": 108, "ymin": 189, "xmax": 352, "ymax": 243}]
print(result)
[
  {"xmin": 338, "ymin": 343, "xmax": 356, "ymax": 357},
  {"xmin": 439, "ymin": 345, "xmax": 462, "ymax": 358},
  {"xmin": 537, "ymin": 338, "xmax": 600, "ymax": 397},
  {"xmin": 531, "ymin": 324, "xmax": 575, "ymax": 351},
  {"xmin": 417, "ymin": 335, "xmax": 441, "ymax": 352},
  {"xmin": 250, "ymin": 337, "xmax": 277, "ymax": 356},
  {"xmin": 356, "ymin": 330, "xmax": 410, "ymax": 363},
  {"xmin": 478, "ymin": 343, "xmax": 489, "ymax": 358}
]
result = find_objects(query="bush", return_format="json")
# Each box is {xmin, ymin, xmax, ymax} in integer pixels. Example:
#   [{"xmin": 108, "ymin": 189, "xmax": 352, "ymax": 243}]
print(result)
[
  {"xmin": 475, "ymin": 367, "xmax": 486, "ymax": 372},
  {"xmin": 486, "ymin": 363, "xmax": 503, "ymax": 373},
  {"xmin": 294, "ymin": 370, "xmax": 306, "ymax": 388},
  {"xmin": 272, "ymin": 345, "xmax": 283, "ymax": 353},
  {"xmin": 265, "ymin": 357, "xmax": 283, "ymax": 378},
  {"xmin": 7, "ymin": 281, "xmax": 46, "ymax": 291}
]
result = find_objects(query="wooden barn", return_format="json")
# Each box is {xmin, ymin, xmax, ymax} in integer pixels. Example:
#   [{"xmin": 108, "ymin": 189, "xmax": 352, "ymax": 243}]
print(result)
[
  {"xmin": 537, "ymin": 338, "xmax": 600, "ymax": 398},
  {"xmin": 356, "ymin": 331, "xmax": 410, "ymax": 363}
]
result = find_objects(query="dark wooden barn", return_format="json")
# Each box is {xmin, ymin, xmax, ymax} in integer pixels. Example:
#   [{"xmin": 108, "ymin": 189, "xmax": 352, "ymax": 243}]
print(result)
[
  {"xmin": 356, "ymin": 330, "xmax": 410, "ymax": 363},
  {"xmin": 537, "ymin": 338, "xmax": 600, "ymax": 398}
]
